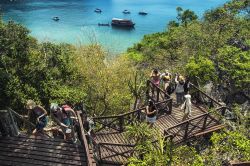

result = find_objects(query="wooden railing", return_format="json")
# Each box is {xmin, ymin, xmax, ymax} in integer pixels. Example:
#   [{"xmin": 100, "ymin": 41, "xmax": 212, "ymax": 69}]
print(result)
[
  {"xmin": 146, "ymin": 80, "xmax": 171, "ymax": 102},
  {"xmin": 164, "ymin": 104, "xmax": 227, "ymax": 144},
  {"xmin": 92, "ymin": 99, "xmax": 172, "ymax": 133},
  {"xmin": 77, "ymin": 110, "xmax": 95, "ymax": 166},
  {"xmin": 189, "ymin": 83, "xmax": 231, "ymax": 114}
]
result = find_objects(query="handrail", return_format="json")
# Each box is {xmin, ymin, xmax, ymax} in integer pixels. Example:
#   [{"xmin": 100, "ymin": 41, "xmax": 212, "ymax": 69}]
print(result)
[
  {"xmin": 166, "ymin": 112, "xmax": 208, "ymax": 130},
  {"xmin": 147, "ymin": 80, "xmax": 171, "ymax": 98},
  {"xmin": 190, "ymin": 83, "xmax": 222, "ymax": 106},
  {"xmin": 93, "ymin": 99, "xmax": 172, "ymax": 120},
  {"xmin": 7, "ymin": 107, "xmax": 35, "ymax": 127},
  {"xmin": 76, "ymin": 111, "xmax": 94, "ymax": 166},
  {"xmin": 99, "ymin": 142, "xmax": 135, "ymax": 147}
]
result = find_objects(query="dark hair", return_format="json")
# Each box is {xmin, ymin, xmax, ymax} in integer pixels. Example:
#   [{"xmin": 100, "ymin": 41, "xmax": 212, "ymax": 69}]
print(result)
[
  {"xmin": 153, "ymin": 68, "xmax": 158, "ymax": 74},
  {"xmin": 148, "ymin": 99, "xmax": 156, "ymax": 110}
]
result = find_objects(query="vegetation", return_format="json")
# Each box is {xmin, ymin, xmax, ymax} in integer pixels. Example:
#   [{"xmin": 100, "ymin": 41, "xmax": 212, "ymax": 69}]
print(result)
[
  {"xmin": 0, "ymin": 0, "xmax": 249, "ymax": 165},
  {"xmin": 0, "ymin": 20, "xmax": 136, "ymax": 116},
  {"xmin": 127, "ymin": 0, "xmax": 250, "ymax": 104}
]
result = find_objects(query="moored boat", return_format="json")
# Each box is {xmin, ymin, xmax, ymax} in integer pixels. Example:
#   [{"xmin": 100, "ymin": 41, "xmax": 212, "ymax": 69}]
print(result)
[
  {"xmin": 122, "ymin": 10, "xmax": 130, "ymax": 14},
  {"xmin": 138, "ymin": 11, "xmax": 148, "ymax": 15},
  {"xmin": 94, "ymin": 8, "xmax": 102, "ymax": 13},
  {"xmin": 111, "ymin": 18, "xmax": 135, "ymax": 27},
  {"xmin": 98, "ymin": 23, "xmax": 110, "ymax": 26},
  {"xmin": 52, "ymin": 16, "xmax": 59, "ymax": 21}
]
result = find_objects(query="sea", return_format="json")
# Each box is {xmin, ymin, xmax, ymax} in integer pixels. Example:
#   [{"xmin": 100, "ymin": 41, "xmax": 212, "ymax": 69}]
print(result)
[{"xmin": 0, "ymin": 0, "xmax": 228, "ymax": 53}]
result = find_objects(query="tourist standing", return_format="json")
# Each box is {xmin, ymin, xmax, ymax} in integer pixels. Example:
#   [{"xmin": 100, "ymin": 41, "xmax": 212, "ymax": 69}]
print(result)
[
  {"xmin": 181, "ymin": 91, "xmax": 192, "ymax": 121},
  {"xmin": 150, "ymin": 68, "xmax": 161, "ymax": 87},
  {"xmin": 175, "ymin": 74, "xmax": 185, "ymax": 105},
  {"xmin": 146, "ymin": 100, "xmax": 157, "ymax": 127},
  {"xmin": 162, "ymin": 75, "xmax": 171, "ymax": 99}
]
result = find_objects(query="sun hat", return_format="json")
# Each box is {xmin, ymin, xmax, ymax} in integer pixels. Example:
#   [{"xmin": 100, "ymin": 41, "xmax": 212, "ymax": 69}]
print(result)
[
  {"xmin": 179, "ymin": 75, "xmax": 184, "ymax": 81},
  {"xmin": 26, "ymin": 100, "xmax": 36, "ymax": 109},
  {"xmin": 164, "ymin": 75, "xmax": 170, "ymax": 80},
  {"xmin": 50, "ymin": 103, "xmax": 61, "ymax": 112}
]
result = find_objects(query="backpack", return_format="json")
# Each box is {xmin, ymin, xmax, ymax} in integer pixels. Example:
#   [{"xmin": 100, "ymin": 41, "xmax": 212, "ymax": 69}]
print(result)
[{"xmin": 167, "ymin": 82, "xmax": 175, "ymax": 95}]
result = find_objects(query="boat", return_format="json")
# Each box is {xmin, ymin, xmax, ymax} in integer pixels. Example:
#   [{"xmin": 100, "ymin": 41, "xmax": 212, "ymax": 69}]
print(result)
[
  {"xmin": 52, "ymin": 16, "xmax": 59, "ymax": 21},
  {"xmin": 98, "ymin": 23, "xmax": 110, "ymax": 26},
  {"xmin": 122, "ymin": 10, "xmax": 130, "ymax": 14},
  {"xmin": 111, "ymin": 18, "xmax": 135, "ymax": 27},
  {"xmin": 138, "ymin": 11, "xmax": 148, "ymax": 15},
  {"xmin": 94, "ymin": 8, "xmax": 102, "ymax": 13}
]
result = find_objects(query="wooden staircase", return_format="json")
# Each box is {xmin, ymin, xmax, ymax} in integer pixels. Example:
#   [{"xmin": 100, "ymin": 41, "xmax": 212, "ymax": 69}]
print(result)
[
  {"xmin": 86, "ymin": 80, "xmax": 226, "ymax": 165},
  {"xmin": 0, "ymin": 135, "xmax": 88, "ymax": 166}
]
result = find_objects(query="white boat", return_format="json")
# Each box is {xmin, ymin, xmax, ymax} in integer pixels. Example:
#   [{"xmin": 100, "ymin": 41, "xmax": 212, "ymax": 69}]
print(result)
[
  {"xmin": 52, "ymin": 16, "xmax": 59, "ymax": 21},
  {"xmin": 94, "ymin": 8, "xmax": 102, "ymax": 13}
]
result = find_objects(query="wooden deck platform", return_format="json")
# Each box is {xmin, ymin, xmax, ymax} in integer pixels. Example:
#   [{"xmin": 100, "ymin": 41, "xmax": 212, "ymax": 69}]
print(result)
[
  {"xmin": 0, "ymin": 135, "xmax": 88, "ymax": 166},
  {"xmin": 0, "ymin": 110, "xmax": 96, "ymax": 166},
  {"xmin": 89, "ymin": 81, "xmax": 225, "ymax": 165}
]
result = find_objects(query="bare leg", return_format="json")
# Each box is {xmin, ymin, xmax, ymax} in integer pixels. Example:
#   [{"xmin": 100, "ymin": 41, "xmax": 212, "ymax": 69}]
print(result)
[{"xmin": 182, "ymin": 113, "xmax": 189, "ymax": 121}]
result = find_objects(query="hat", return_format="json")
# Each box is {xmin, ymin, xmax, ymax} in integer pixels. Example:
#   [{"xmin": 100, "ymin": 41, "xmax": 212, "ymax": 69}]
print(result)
[
  {"xmin": 26, "ymin": 100, "xmax": 36, "ymax": 110},
  {"xmin": 179, "ymin": 76, "xmax": 184, "ymax": 81},
  {"xmin": 164, "ymin": 75, "xmax": 170, "ymax": 80},
  {"xmin": 50, "ymin": 103, "xmax": 61, "ymax": 112}
]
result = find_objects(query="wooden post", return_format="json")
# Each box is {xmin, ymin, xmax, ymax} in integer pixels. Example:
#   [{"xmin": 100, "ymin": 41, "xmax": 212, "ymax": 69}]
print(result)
[
  {"xmin": 156, "ymin": 88, "xmax": 160, "ymax": 102},
  {"xmin": 98, "ymin": 144, "xmax": 102, "ymax": 163},
  {"xmin": 202, "ymin": 114, "xmax": 208, "ymax": 130},
  {"xmin": 221, "ymin": 107, "xmax": 226, "ymax": 116},
  {"xmin": 119, "ymin": 117, "xmax": 124, "ymax": 132},
  {"xmin": 146, "ymin": 80, "xmax": 150, "ymax": 99},
  {"xmin": 168, "ymin": 99, "xmax": 173, "ymax": 114},
  {"xmin": 184, "ymin": 122, "xmax": 189, "ymax": 140}
]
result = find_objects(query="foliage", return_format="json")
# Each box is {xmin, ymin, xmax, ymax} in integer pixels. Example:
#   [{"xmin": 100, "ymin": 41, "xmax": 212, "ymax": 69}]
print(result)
[
  {"xmin": 202, "ymin": 130, "xmax": 250, "ymax": 165},
  {"xmin": 73, "ymin": 45, "xmax": 136, "ymax": 116},
  {"xmin": 126, "ymin": 123, "xmax": 203, "ymax": 166},
  {"xmin": 127, "ymin": 0, "xmax": 250, "ymax": 103},
  {"xmin": 0, "ymin": 19, "xmax": 136, "ymax": 116}
]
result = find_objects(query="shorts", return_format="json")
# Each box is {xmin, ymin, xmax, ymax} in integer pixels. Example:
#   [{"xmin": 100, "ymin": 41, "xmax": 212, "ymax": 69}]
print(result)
[
  {"xmin": 36, "ymin": 116, "xmax": 48, "ymax": 131},
  {"xmin": 146, "ymin": 116, "xmax": 156, "ymax": 123}
]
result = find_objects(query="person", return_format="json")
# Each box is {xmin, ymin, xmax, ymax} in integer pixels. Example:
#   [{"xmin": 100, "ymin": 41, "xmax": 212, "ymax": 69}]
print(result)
[
  {"xmin": 50, "ymin": 103, "xmax": 77, "ymax": 142},
  {"xmin": 150, "ymin": 68, "xmax": 161, "ymax": 87},
  {"xmin": 184, "ymin": 76, "xmax": 190, "ymax": 94},
  {"xmin": 26, "ymin": 100, "xmax": 48, "ymax": 136},
  {"xmin": 181, "ymin": 91, "xmax": 192, "ymax": 121},
  {"xmin": 160, "ymin": 69, "xmax": 172, "ymax": 81},
  {"xmin": 162, "ymin": 75, "xmax": 171, "ymax": 99},
  {"xmin": 175, "ymin": 74, "xmax": 185, "ymax": 105},
  {"xmin": 145, "ymin": 99, "xmax": 157, "ymax": 127}
]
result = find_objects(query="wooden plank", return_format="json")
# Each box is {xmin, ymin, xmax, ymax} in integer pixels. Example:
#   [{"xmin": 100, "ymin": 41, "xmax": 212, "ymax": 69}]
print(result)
[
  {"xmin": 0, "ymin": 136, "xmax": 81, "ymax": 148},
  {"xmin": 0, "ymin": 142, "xmax": 86, "ymax": 157},
  {"xmin": 0, "ymin": 150, "xmax": 84, "ymax": 165},
  {"xmin": 0, "ymin": 153, "xmax": 86, "ymax": 166},
  {"xmin": 195, "ymin": 125, "xmax": 225, "ymax": 136},
  {"xmin": 0, "ymin": 139, "xmax": 84, "ymax": 153},
  {"xmin": 0, "ymin": 146, "xmax": 86, "ymax": 161}
]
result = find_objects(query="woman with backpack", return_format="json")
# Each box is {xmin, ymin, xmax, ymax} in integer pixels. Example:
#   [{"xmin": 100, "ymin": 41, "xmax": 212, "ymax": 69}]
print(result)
[{"xmin": 50, "ymin": 103, "xmax": 77, "ymax": 142}]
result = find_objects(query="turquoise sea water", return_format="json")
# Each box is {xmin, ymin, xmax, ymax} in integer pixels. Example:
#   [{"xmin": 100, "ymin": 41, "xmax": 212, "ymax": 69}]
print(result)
[{"xmin": 0, "ymin": 0, "xmax": 228, "ymax": 53}]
